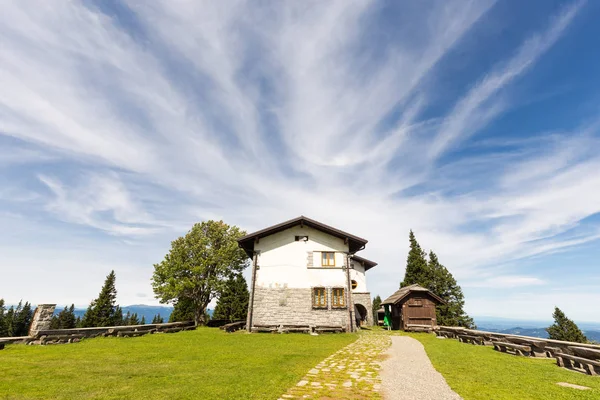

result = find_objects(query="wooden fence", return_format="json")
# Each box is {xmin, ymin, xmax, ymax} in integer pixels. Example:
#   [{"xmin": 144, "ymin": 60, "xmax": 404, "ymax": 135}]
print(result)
[
  {"xmin": 437, "ymin": 326, "xmax": 600, "ymax": 376},
  {"xmin": 0, "ymin": 321, "xmax": 195, "ymax": 348}
]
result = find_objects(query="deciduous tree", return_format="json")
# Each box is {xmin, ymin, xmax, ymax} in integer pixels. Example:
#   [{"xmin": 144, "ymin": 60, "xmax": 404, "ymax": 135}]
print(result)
[
  {"xmin": 212, "ymin": 274, "xmax": 249, "ymax": 321},
  {"xmin": 152, "ymin": 220, "xmax": 247, "ymax": 326},
  {"xmin": 546, "ymin": 307, "xmax": 587, "ymax": 343}
]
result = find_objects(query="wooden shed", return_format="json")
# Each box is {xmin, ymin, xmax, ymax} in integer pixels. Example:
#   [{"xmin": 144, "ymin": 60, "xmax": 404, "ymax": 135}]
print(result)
[{"xmin": 381, "ymin": 284, "xmax": 444, "ymax": 331}]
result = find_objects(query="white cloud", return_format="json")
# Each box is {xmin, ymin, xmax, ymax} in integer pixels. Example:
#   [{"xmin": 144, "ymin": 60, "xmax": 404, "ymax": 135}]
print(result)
[{"xmin": 0, "ymin": 1, "xmax": 598, "ymax": 320}]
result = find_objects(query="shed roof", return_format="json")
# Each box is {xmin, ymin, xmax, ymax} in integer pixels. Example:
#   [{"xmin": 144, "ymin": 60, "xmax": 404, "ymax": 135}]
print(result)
[
  {"xmin": 237, "ymin": 215, "xmax": 368, "ymax": 257},
  {"xmin": 381, "ymin": 284, "xmax": 445, "ymax": 305}
]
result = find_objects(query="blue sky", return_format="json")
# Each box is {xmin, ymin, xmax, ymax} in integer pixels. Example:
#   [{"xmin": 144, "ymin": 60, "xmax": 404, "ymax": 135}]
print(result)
[{"xmin": 1, "ymin": 0, "xmax": 599, "ymax": 321}]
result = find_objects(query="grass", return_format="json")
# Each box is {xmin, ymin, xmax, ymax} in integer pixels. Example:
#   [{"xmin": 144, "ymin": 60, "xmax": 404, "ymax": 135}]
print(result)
[
  {"xmin": 0, "ymin": 328, "xmax": 355, "ymax": 400},
  {"xmin": 409, "ymin": 332, "xmax": 600, "ymax": 400}
]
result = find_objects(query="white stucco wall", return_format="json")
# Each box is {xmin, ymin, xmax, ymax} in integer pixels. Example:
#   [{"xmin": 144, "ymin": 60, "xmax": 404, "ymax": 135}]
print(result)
[
  {"xmin": 254, "ymin": 225, "xmax": 367, "ymax": 289},
  {"xmin": 349, "ymin": 261, "xmax": 367, "ymax": 293}
]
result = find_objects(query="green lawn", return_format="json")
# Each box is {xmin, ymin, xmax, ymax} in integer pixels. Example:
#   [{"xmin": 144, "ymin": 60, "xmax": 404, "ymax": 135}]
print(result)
[
  {"xmin": 0, "ymin": 328, "xmax": 355, "ymax": 400},
  {"xmin": 410, "ymin": 332, "xmax": 600, "ymax": 400}
]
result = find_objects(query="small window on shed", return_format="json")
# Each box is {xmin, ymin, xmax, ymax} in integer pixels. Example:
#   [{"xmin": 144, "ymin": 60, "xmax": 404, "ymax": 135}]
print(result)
[{"xmin": 312, "ymin": 287, "xmax": 327, "ymax": 308}]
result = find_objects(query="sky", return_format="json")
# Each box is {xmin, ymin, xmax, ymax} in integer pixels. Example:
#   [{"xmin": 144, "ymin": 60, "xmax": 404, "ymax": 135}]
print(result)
[{"xmin": 1, "ymin": 0, "xmax": 600, "ymax": 322}]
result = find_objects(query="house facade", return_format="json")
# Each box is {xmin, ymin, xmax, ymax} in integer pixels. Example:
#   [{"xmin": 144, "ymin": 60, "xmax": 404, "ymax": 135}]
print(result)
[{"xmin": 238, "ymin": 216, "xmax": 376, "ymax": 332}]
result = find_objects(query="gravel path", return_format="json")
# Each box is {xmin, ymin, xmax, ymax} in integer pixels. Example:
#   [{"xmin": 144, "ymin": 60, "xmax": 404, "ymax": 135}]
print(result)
[{"xmin": 381, "ymin": 336, "xmax": 462, "ymax": 400}]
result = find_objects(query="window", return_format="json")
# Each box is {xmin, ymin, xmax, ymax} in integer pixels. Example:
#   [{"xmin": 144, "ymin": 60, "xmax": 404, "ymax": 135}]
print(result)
[
  {"xmin": 295, "ymin": 235, "xmax": 308, "ymax": 241},
  {"xmin": 312, "ymin": 287, "xmax": 327, "ymax": 308},
  {"xmin": 332, "ymin": 288, "xmax": 345, "ymax": 308},
  {"xmin": 321, "ymin": 252, "xmax": 335, "ymax": 266},
  {"xmin": 351, "ymin": 280, "xmax": 358, "ymax": 290}
]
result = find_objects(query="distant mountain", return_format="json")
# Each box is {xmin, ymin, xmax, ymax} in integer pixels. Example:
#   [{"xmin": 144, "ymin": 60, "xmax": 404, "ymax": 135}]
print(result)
[{"xmin": 476, "ymin": 325, "xmax": 600, "ymax": 343}]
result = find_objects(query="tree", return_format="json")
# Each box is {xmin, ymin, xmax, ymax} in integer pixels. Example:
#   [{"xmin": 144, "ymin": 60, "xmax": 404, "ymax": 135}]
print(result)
[
  {"xmin": 129, "ymin": 313, "xmax": 140, "ymax": 325},
  {"xmin": 140, "ymin": 316, "xmax": 146, "ymax": 325},
  {"xmin": 81, "ymin": 271, "xmax": 121, "ymax": 327},
  {"xmin": 212, "ymin": 274, "xmax": 249, "ymax": 321},
  {"xmin": 6, "ymin": 301, "xmax": 33, "ymax": 337},
  {"xmin": 168, "ymin": 298, "xmax": 195, "ymax": 322},
  {"xmin": 400, "ymin": 230, "xmax": 432, "ymax": 288},
  {"xmin": 52, "ymin": 304, "xmax": 77, "ymax": 329},
  {"xmin": 152, "ymin": 314, "xmax": 164, "ymax": 324},
  {"xmin": 152, "ymin": 220, "xmax": 248, "ymax": 326},
  {"xmin": 0, "ymin": 299, "xmax": 7, "ymax": 337},
  {"xmin": 372, "ymin": 295, "xmax": 382, "ymax": 326},
  {"xmin": 427, "ymin": 251, "xmax": 475, "ymax": 329},
  {"xmin": 546, "ymin": 307, "xmax": 587, "ymax": 343}
]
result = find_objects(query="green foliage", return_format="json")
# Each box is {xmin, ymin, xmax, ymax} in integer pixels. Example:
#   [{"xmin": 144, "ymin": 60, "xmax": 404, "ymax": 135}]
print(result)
[
  {"xmin": 212, "ymin": 274, "xmax": 249, "ymax": 321},
  {"xmin": 546, "ymin": 307, "xmax": 587, "ymax": 343},
  {"xmin": 0, "ymin": 328, "xmax": 355, "ymax": 399},
  {"xmin": 152, "ymin": 220, "xmax": 248, "ymax": 326},
  {"xmin": 81, "ymin": 271, "xmax": 122, "ymax": 328},
  {"xmin": 400, "ymin": 231, "xmax": 475, "ymax": 329},
  {"xmin": 410, "ymin": 331, "xmax": 600, "ymax": 399},
  {"xmin": 51, "ymin": 304, "xmax": 77, "ymax": 330},
  {"xmin": 4, "ymin": 301, "xmax": 34, "ymax": 337},
  {"xmin": 151, "ymin": 314, "xmax": 164, "ymax": 324},
  {"xmin": 428, "ymin": 251, "xmax": 475, "ymax": 329},
  {"xmin": 129, "ymin": 313, "xmax": 140, "ymax": 326},
  {"xmin": 400, "ymin": 230, "xmax": 431, "ymax": 288},
  {"xmin": 371, "ymin": 295, "xmax": 382, "ymax": 325},
  {"xmin": 168, "ymin": 298, "xmax": 196, "ymax": 322},
  {"xmin": 0, "ymin": 299, "xmax": 7, "ymax": 337},
  {"xmin": 141, "ymin": 316, "xmax": 146, "ymax": 325}
]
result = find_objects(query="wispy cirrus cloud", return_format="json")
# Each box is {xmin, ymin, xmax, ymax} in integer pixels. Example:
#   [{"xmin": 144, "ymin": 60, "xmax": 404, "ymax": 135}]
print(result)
[{"xmin": 0, "ymin": 1, "xmax": 598, "ymax": 320}]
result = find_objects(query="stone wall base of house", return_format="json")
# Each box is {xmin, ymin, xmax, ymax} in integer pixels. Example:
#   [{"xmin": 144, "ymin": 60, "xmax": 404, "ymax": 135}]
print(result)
[
  {"xmin": 352, "ymin": 292, "xmax": 374, "ymax": 326},
  {"xmin": 252, "ymin": 287, "xmax": 349, "ymax": 328}
]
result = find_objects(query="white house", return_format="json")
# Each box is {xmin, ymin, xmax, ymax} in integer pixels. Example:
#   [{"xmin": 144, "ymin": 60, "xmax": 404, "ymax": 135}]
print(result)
[{"xmin": 238, "ymin": 216, "xmax": 376, "ymax": 332}]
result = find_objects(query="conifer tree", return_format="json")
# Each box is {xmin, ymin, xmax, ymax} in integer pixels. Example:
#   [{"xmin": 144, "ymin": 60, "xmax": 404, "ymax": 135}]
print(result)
[
  {"xmin": 0, "ymin": 299, "xmax": 7, "ymax": 337},
  {"xmin": 371, "ymin": 295, "xmax": 382, "ymax": 325},
  {"xmin": 81, "ymin": 271, "xmax": 121, "ymax": 327},
  {"xmin": 169, "ymin": 298, "xmax": 196, "ymax": 322},
  {"xmin": 7, "ymin": 301, "xmax": 33, "ymax": 337},
  {"xmin": 140, "ymin": 316, "xmax": 146, "ymax": 325},
  {"xmin": 53, "ymin": 304, "xmax": 77, "ymax": 329},
  {"xmin": 427, "ymin": 251, "xmax": 475, "ymax": 328},
  {"xmin": 212, "ymin": 274, "xmax": 249, "ymax": 321},
  {"xmin": 546, "ymin": 307, "xmax": 587, "ymax": 343},
  {"xmin": 75, "ymin": 316, "xmax": 82, "ymax": 328},
  {"xmin": 129, "ymin": 313, "xmax": 140, "ymax": 325},
  {"xmin": 152, "ymin": 314, "xmax": 164, "ymax": 324},
  {"xmin": 400, "ymin": 231, "xmax": 432, "ymax": 288}
]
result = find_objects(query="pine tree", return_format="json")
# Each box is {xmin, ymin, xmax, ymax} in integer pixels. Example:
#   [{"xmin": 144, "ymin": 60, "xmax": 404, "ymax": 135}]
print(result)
[
  {"xmin": 123, "ymin": 312, "xmax": 131, "ymax": 326},
  {"xmin": 0, "ymin": 299, "xmax": 7, "ymax": 337},
  {"xmin": 152, "ymin": 314, "xmax": 164, "ymax": 324},
  {"xmin": 50, "ymin": 315, "xmax": 60, "ymax": 329},
  {"xmin": 81, "ymin": 271, "xmax": 121, "ymax": 327},
  {"xmin": 546, "ymin": 307, "xmax": 587, "ymax": 343},
  {"xmin": 5, "ymin": 305, "xmax": 15, "ymax": 336},
  {"xmin": 169, "ymin": 298, "xmax": 196, "ymax": 322},
  {"xmin": 212, "ymin": 274, "xmax": 249, "ymax": 321},
  {"xmin": 7, "ymin": 301, "xmax": 34, "ymax": 337},
  {"xmin": 371, "ymin": 295, "xmax": 382, "ymax": 325},
  {"xmin": 54, "ymin": 304, "xmax": 77, "ymax": 329},
  {"xmin": 75, "ymin": 316, "xmax": 82, "ymax": 328},
  {"xmin": 400, "ymin": 231, "xmax": 432, "ymax": 288},
  {"xmin": 140, "ymin": 316, "xmax": 146, "ymax": 325},
  {"xmin": 129, "ymin": 313, "xmax": 140, "ymax": 325},
  {"xmin": 427, "ymin": 251, "xmax": 475, "ymax": 328}
]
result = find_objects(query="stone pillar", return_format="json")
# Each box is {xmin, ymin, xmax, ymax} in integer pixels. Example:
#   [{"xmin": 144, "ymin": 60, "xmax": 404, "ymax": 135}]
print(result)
[{"xmin": 28, "ymin": 304, "xmax": 56, "ymax": 337}]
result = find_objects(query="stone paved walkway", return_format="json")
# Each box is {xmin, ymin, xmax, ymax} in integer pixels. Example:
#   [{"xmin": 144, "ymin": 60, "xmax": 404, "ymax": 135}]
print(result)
[{"xmin": 280, "ymin": 332, "xmax": 391, "ymax": 399}]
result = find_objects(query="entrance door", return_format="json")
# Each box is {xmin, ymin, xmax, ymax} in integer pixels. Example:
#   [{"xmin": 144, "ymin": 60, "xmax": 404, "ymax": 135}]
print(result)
[{"xmin": 355, "ymin": 304, "xmax": 368, "ymax": 326}]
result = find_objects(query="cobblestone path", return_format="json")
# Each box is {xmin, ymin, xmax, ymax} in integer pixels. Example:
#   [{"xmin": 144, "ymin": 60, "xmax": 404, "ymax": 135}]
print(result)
[{"xmin": 280, "ymin": 333, "xmax": 391, "ymax": 399}]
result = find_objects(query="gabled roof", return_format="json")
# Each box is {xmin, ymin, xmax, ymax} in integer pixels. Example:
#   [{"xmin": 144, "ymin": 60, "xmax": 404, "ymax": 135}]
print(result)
[
  {"xmin": 381, "ymin": 284, "xmax": 445, "ymax": 305},
  {"xmin": 237, "ymin": 216, "xmax": 368, "ymax": 257},
  {"xmin": 351, "ymin": 255, "xmax": 377, "ymax": 271}
]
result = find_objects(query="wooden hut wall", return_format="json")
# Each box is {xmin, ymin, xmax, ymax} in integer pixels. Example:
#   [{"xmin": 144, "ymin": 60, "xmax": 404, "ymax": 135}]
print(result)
[{"xmin": 400, "ymin": 293, "xmax": 438, "ymax": 330}]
